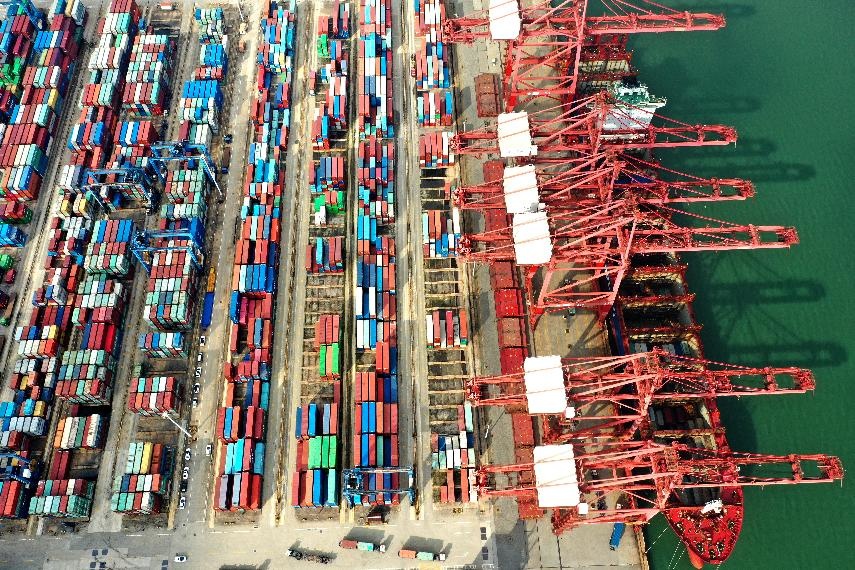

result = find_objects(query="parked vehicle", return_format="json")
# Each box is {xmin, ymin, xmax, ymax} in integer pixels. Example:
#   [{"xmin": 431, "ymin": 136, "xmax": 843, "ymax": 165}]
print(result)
[
  {"xmin": 178, "ymin": 496, "xmax": 186, "ymax": 510},
  {"xmin": 286, "ymin": 549, "xmax": 331, "ymax": 564},
  {"xmin": 398, "ymin": 549, "xmax": 446, "ymax": 561},
  {"xmin": 339, "ymin": 539, "xmax": 386, "ymax": 553}
]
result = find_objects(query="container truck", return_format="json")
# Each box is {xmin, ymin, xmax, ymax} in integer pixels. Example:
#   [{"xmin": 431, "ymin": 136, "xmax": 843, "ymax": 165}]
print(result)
[
  {"xmin": 338, "ymin": 539, "xmax": 386, "ymax": 553},
  {"xmin": 398, "ymin": 549, "xmax": 446, "ymax": 561},
  {"xmin": 286, "ymin": 549, "xmax": 332, "ymax": 564},
  {"xmin": 0, "ymin": 292, "xmax": 15, "ymax": 326}
]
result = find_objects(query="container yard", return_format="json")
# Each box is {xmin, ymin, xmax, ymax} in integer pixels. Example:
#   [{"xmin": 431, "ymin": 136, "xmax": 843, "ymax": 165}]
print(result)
[{"xmin": 0, "ymin": 1, "xmax": 845, "ymax": 569}]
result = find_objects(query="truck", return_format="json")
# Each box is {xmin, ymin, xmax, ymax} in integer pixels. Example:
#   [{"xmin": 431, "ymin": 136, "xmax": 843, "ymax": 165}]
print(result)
[
  {"xmin": 220, "ymin": 146, "xmax": 231, "ymax": 174},
  {"xmin": 286, "ymin": 549, "xmax": 332, "ymax": 565},
  {"xmin": 609, "ymin": 522, "xmax": 626, "ymax": 550},
  {"xmin": 398, "ymin": 549, "xmax": 446, "ymax": 561},
  {"xmin": 0, "ymin": 292, "xmax": 15, "ymax": 326},
  {"xmin": 200, "ymin": 291, "xmax": 215, "ymax": 329},
  {"xmin": 339, "ymin": 539, "xmax": 386, "ymax": 553}
]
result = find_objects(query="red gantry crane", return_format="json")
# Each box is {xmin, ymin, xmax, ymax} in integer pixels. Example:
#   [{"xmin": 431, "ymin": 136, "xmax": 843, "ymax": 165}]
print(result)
[
  {"xmin": 466, "ymin": 349, "xmax": 816, "ymax": 439},
  {"xmin": 475, "ymin": 439, "xmax": 843, "ymax": 536},
  {"xmin": 444, "ymin": 0, "xmax": 725, "ymax": 109},
  {"xmin": 457, "ymin": 196, "xmax": 798, "ymax": 323},
  {"xmin": 451, "ymin": 96, "xmax": 737, "ymax": 157},
  {"xmin": 452, "ymin": 152, "xmax": 754, "ymax": 210}
]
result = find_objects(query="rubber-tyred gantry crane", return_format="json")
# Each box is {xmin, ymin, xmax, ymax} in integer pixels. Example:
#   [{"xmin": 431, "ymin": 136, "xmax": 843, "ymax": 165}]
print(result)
[
  {"xmin": 475, "ymin": 440, "xmax": 843, "ymax": 532},
  {"xmin": 444, "ymin": 0, "xmax": 725, "ymax": 109},
  {"xmin": 466, "ymin": 349, "xmax": 815, "ymax": 439}
]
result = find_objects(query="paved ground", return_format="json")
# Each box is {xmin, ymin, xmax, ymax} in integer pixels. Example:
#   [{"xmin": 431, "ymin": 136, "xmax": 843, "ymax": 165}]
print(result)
[{"xmin": 0, "ymin": 1, "xmax": 651, "ymax": 569}]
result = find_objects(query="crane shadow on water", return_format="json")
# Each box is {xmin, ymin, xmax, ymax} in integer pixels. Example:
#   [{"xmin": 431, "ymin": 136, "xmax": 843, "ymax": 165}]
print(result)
[{"xmin": 684, "ymin": 253, "xmax": 847, "ymax": 369}]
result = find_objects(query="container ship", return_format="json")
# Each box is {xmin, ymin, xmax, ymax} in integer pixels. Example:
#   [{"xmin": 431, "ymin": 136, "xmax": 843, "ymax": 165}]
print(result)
[{"xmin": 444, "ymin": 1, "xmax": 844, "ymax": 567}]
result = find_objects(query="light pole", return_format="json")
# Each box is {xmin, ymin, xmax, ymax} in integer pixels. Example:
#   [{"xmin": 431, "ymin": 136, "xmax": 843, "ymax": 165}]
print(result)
[{"xmin": 161, "ymin": 411, "xmax": 193, "ymax": 440}]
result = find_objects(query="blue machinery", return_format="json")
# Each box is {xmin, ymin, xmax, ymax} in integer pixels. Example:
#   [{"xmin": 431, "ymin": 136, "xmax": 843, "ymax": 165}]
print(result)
[
  {"xmin": 131, "ymin": 226, "xmax": 205, "ymax": 274},
  {"xmin": 0, "ymin": 1, "xmax": 45, "ymax": 29},
  {"xmin": 342, "ymin": 467, "xmax": 416, "ymax": 507},
  {"xmin": 150, "ymin": 141, "xmax": 224, "ymax": 202},
  {"xmin": 0, "ymin": 452, "xmax": 39, "ymax": 487},
  {"xmin": 126, "ymin": 141, "xmax": 219, "ymax": 274},
  {"xmin": 80, "ymin": 166, "xmax": 158, "ymax": 212}
]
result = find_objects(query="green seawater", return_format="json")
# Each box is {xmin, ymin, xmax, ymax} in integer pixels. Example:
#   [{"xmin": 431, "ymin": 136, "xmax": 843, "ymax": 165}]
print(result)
[{"xmin": 621, "ymin": 2, "xmax": 855, "ymax": 568}]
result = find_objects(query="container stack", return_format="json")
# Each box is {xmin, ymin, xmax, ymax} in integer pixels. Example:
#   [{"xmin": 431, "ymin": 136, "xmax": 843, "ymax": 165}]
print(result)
[
  {"xmin": 425, "ymin": 309, "xmax": 469, "ymax": 348},
  {"xmin": 258, "ymin": 2, "xmax": 296, "ymax": 75},
  {"xmin": 314, "ymin": 315, "xmax": 341, "ymax": 379},
  {"xmin": 1, "ymin": 8, "xmax": 82, "ymax": 202},
  {"xmin": 213, "ymin": 389, "xmax": 266, "ymax": 511},
  {"xmin": 73, "ymin": 275, "xmax": 126, "ymax": 327},
  {"xmin": 432, "ymin": 404, "xmax": 477, "ymax": 503},
  {"xmin": 138, "ymin": 331, "xmax": 187, "ymax": 358},
  {"xmin": 122, "ymin": 32, "xmax": 172, "ymax": 115},
  {"xmin": 357, "ymin": 0, "xmax": 393, "ymax": 139},
  {"xmin": 315, "ymin": 2, "xmax": 350, "ymax": 134},
  {"xmin": 292, "ymin": 403, "xmax": 339, "ymax": 507},
  {"xmin": 418, "ymin": 131, "xmax": 455, "ymax": 168},
  {"xmin": 416, "ymin": 90, "xmax": 453, "ymax": 127},
  {"xmin": 214, "ymin": 0, "xmax": 297, "ymax": 513},
  {"xmin": 55, "ymin": 349, "xmax": 116, "ymax": 404},
  {"xmin": 28, "ymin": 478, "xmax": 95, "ymax": 518},
  {"xmin": 351, "ymin": 371, "xmax": 400, "ymax": 503},
  {"xmin": 354, "ymin": 222, "xmax": 397, "ymax": 350},
  {"xmin": 0, "ymin": 2, "xmax": 39, "ymax": 91},
  {"xmin": 421, "ymin": 209, "xmax": 461, "ymax": 258},
  {"xmin": 348, "ymin": 0, "xmax": 403, "ymax": 506},
  {"xmin": 0, "ymin": 201, "xmax": 32, "ymax": 223},
  {"xmin": 161, "ymin": 166, "xmax": 207, "ymax": 222},
  {"xmin": 474, "ymin": 73, "xmax": 499, "ymax": 118},
  {"xmin": 127, "ymin": 369, "xmax": 180, "ymax": 418},
  {"xmin": 356, "ymin": 137, "xmax": 394, "ymax": 221},
  {"xmin": 306, "ymin": 236, "xmax": 344, "ymax": 273},
  {"xmin": 414, "ymin": 0, "xmax": 450, "ymax": 90},
  {"xmin": 110, "ymin": 441, "xmax": 173, "ymax": 515},
  {"xmin": 53, "ymin": 414, "xmax": 104, "ymax": 450},
  {"xmin": 0, "ymin": 456, "xmax": 32, "ymax": 517},
  {"xmin": 0, "ymin": 222, "xmax": 26, "ymax": 246},
  {"xmin": 179, "ymin": 8, "xmax": 227, "ymax": 132},
  {"xmin": 142, "ymin": 247, "xmax": 197, "ymax": 331},
  {"xmin": 83, "ymin": 219, "xmax": 135, "ymax": 275},
  {"xmin": 310, "ymin": 155, "xmax": 346, "ymax": 221}
]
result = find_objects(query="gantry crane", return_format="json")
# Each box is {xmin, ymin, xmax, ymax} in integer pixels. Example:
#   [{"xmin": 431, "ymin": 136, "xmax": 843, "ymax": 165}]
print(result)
[
  {"xmin": 476, "ymin": 440, "xmax": 843, "ymax": 532},
  {"xmin": 131, "ymin": 226, "xmax": 205, "ymax": 274},
  {"xmin": 451, "ymin": 96, "xmax": 736, "ymax": 158},
  {"xmin": 452, "ymin": 151, "xmax": 754, "ymax": 211},
  {"xmin": 466, "ymin": 349, "xmax": 815, "ymax": 439},
  {"xmin": 444, "ymin": 0, "xmax": 725, "ymax": 109},
  {"xmin": 342, "ymin": 467, "xmax": 415, "ymax": 507},
  {"xmin": 80, "ymin": 166, "xmax": 158, "ymax": 212},
  {"xmin": 149, "ymin": 141, "xmax": 223, "ymax": 202},
  {"xmin": 458, "ymin": 197, "xmax": 798, "ymax": 324}
]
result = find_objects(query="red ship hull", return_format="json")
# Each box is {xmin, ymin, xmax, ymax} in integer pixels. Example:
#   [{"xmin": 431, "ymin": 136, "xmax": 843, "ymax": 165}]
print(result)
[{"xmin": 665, "ymin": 486, "xmax": 744, "ymax": 566}]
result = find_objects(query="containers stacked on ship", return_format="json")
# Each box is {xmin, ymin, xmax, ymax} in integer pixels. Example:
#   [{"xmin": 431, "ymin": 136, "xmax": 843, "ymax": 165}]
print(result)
[
  {"xmin": 292, "ymin": 402, "xmax": 340, "ymax": 507},
  {"xmin": 412, "ymin": 0, "xmax": 478, "ymax": 506},
  {"xmin": 213, "ymin": 1, "xmax": 296, "ymax": 515},
  {"xmin": 127, "ymin": 365, "xmax": 180, "ymax": 418},
  {"xmin": 0, "ymin": 3, "xmax": 83, "ymax": 203},
  {"xmin": 109, "ymin": 441, "xmax": 173, "ymax": 515}
]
